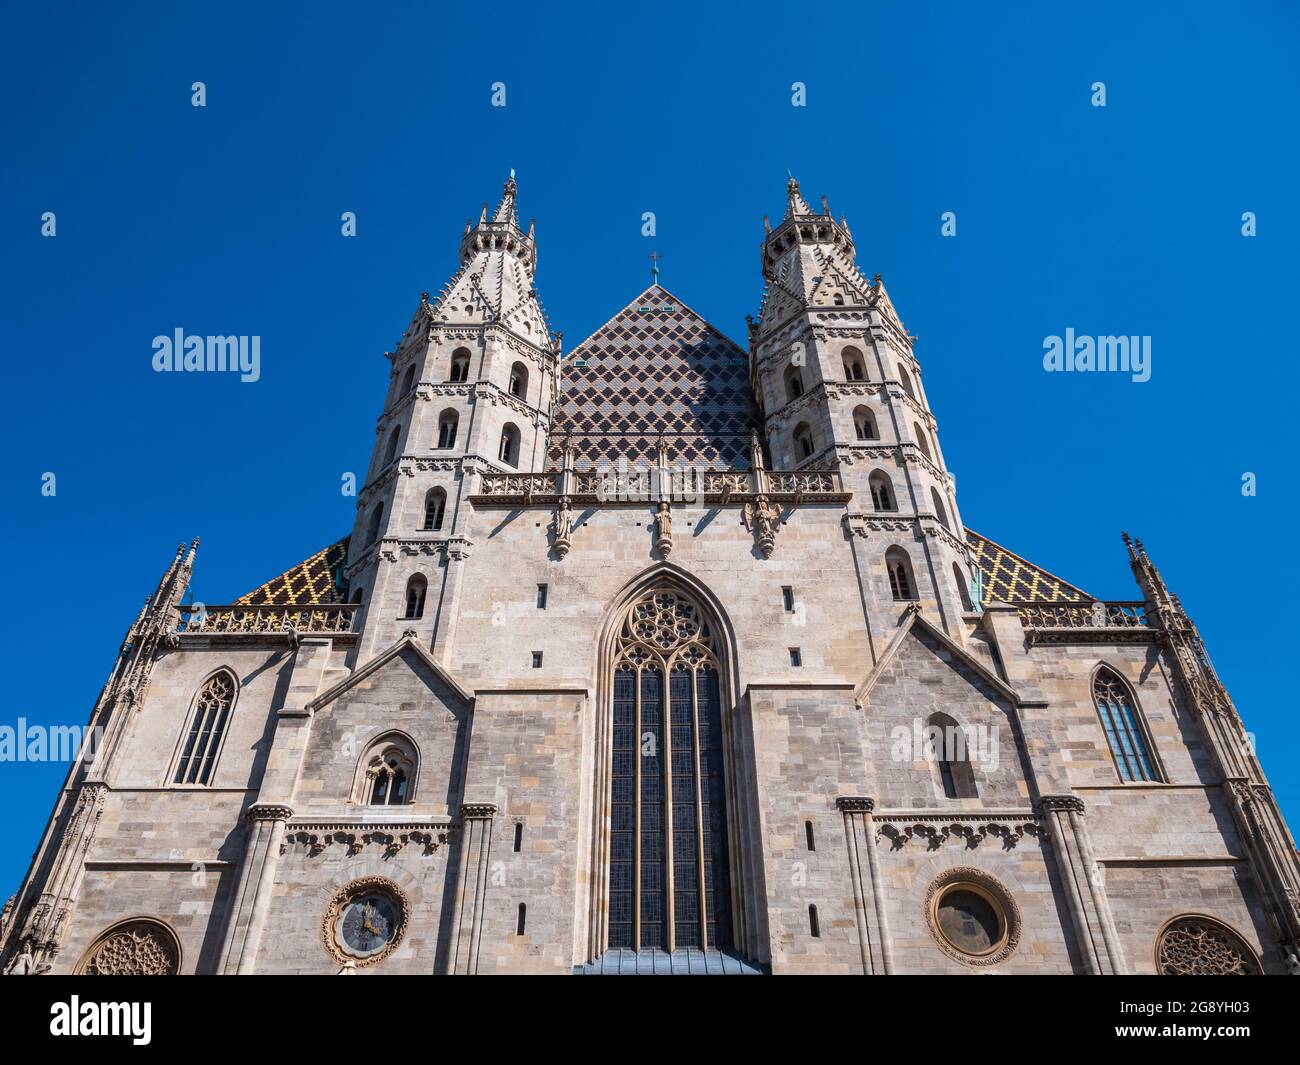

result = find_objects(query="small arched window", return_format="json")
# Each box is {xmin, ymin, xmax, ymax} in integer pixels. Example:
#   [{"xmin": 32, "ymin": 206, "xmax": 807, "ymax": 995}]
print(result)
[
  {"xmin": 804, "ymin": 820, "xmax": 816, "ymax": 852},
  {"xmin": 953, "ymin": 563, "xmax": 973, "ymax": 612},
  {"xmin": 869, "ymin": 471, "xmax": 895, "ymax": 512},
  {"xmin": 499, "ymin": 423, "xmax": 521, "ymax": 467},
  {"xmin": 423, "ymin": 487, "xmax": 446, "ymax": 531},
  {"xmin": 384, "ymin": 426, "xmax": 401, "ymax": 466},
  {"xmin": 853, "ymin": 406, "xmax": 877, "ymax": 441},
  {"xmin": 400, "ymin": 364, "xmax": 416, "ymax": 395},
  {"xmin": 448, "ymin": 348, "xmax": 471, "ymax": 383},
  {"xmin": 927, "ymin": 712, "xmax": 978, "ymax": 798},
  {"xmin": 784, "ymin": 365, "xmax": 805, "ymax": 402},
  {"xmin": 886, "ymin": 547, "xmax": 917, "ymax": 601},
  {"xmin": 508, "ymin": 361, "xmax": 528, "ymax": 400},
  {"xmin": 404, "ymin": 574, "xmax": 428, "ymax": 619},
  {"xmin": 357, "ymin": 733, "xmax": 417, "ymax": 805},
  {"xmin": 365, "ymin": 503, "xmax": 384, "ymax": 546},
  {"xmin": 914, "ymin": 422, "xmax": 932, "ymax": 461},
  {"xmin": 437, "ymin": 409, "xmax": 459, "ymax": 449},
  {"xmin": 173, "ymin": 670, "xmax": 236, "ymax": 786},
  {"xmin": 898, "ymin": 365, "xmax": 917, "ymax": 400},
  {"xmin": 1093, "ymin": 668, "xmax": 1158, "ymax": 782},
  {"xmin": 793, "ymin": 422, "xmax": 815, "ymax": 460},
  {"xmin": 842, "ymin": 346, "xmax": 867, "ymax": 381},
  {"xmin": 931, "ymin": 487, "xmax": 950, "ymax": 529}
]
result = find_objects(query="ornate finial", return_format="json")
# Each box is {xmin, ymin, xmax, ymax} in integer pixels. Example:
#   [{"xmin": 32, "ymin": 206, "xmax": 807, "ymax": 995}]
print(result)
[
  {"xmin": 420, "ymin": 291, "xmax": 429, "ymax": 303},
  {"xmin": 821, "ymin": 194, "xmax": 830, "ymax": 216},
  {"xmin": 648, "ymin": 250, "xmax": 662, "ymax": 284}
]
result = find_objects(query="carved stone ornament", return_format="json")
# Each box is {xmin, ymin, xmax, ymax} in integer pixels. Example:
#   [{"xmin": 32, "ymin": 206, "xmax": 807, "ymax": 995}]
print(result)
[
  {"xmin": 924, "ymin": 867, "xmax": 1022, "ymax": 968},
  {"xmin": 742, "ymin": 495, "xmax": 780, "ymax": 558},
  {"xmin": 1155, "ymin": 916, "xmax": 1261, "ymax": 975},
  {"xmin": 79, "ymin": 919, "xmax": 180, "ymax": 975},
  {"xmin": 553, "ymin": 498, "xmax": 573, "ymax": 560},
  {"xmin": 320, "ymin": 877, "xmax": 410, "ymax": 968}
]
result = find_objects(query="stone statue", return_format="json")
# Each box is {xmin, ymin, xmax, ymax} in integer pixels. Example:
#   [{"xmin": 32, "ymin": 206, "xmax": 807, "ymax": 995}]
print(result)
[
  {"xmin": 743, "ymin": 495, "xmax": 780, "ymax": 559},
  {"xmin": 553, "ymin": 499, "xmax": 573, "ymax": 560},
  {"xmin": 654, "ymin": 501, "xmax": 673, "ymax": 559}
]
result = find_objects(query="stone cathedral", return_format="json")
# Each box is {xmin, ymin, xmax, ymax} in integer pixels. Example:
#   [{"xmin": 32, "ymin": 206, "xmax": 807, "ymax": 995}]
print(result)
[{"xmin": 5, "ymin": 176, "xmax": 1299, "ymax": 977}]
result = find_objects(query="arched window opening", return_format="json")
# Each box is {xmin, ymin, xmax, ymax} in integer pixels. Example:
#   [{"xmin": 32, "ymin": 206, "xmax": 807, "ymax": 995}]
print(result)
[
  {"xmin": 784, "ymin": 365, "xmax": 805, "ymax": 402},
  {"xmin": 805, "ymin": 820, "xmax": 816, "ymax": 852},
  {"xmin": 423, "ymin": 487, "xmax": 446, "ymax": 531},
  {"xmin": 80, "ymin": 919, "xmax": 180, "ymax": 975},
  {"xmin": 886, "ymin": 547, "xmax": 917, "ymax": 601},
  {"xmin": 842, "ymin": 346, "xmax": 867, "ymax": 381},
  {"xmin": 1093, "ymin": 668, "xmax": 1158, "ymax": 782},
  {"xmin": 365, "ymin": 503, "xmax": 384, "ymax": 546},
  {"xmin": 516, "ymin": 903, "xmax": 528, "ymax": 936},
  {"xmin": 403, "ymin": 574, "xmax": 428, "ymax": 620},
  {"xmin": 351, "ymin": 585, "xmax": 365, "ymax": 605},
  {"xmin": 400, "ymin": 365, "xmax": 416, "ymax": 395},
  {"xmin": 358, "ymin": 734, "xmax": 417, "ymax": 806},
  {"xmin": 898, "ymin": 365, "xmax": 917, "ymax": 400},
  {"xmin": 609, "ymin": 587, "xmax": 733, "ymax": 953},
  {"xmin": 869, "ymin": 471, "xmax": 896, "ymax": 512},
  {"xmin": 927, "ymin": 712, "xmax": 978, "ymax": 799},
  {"xmin": 809, "ymin": 905, "xmax": 821, "ymax": 938},
  {"xmin": 448, "ymin": 348, "xmax": 471, "ymax": 383},
  {"xmin": 953, "ymin": 563, "xmax": 973, "ymax": 612},
  {"xmin": 794, "ymin": 422, "xmax": 815, "ymax": 461},
  {"xmin": 931, "ymin": 487, "xmax": 950, "ymax": 529},
  {"xmin": 437, "ymin": 409, "xmax": 459, "ymax": 449},
  {"xmin": 853, "ymin": 406, "xmax": 877, "ymax": 441},
  {"xmin": 914, "ymin": 422, "xmax": 932, "ymax": 461},
  {"xmin": 173, "ymin": 671, "xmax": 236, "ymax": 786},
  {"xmin": 384, "ymin": 426, "xmax": 401, "ymax": 466},
  {"xmin": 508, "ymin": 361, "xmax": 528, "ymax": 400},
  {"xmin": 499, "ymin": 423, "xmax": 521, "ymax": 467}
]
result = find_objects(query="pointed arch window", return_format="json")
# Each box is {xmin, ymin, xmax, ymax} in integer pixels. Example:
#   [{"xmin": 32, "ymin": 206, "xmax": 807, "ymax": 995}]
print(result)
[
  {"xmin": 384, "ymin": 426, "xmax": 401, "ymax": 466},
  {"xmin": 914, "ymin": 422, "xmax": 932, "ymax": 461},
  {"xmin": 953, "ymin": 563, "xmax": 973, "ymax": 612},
  {"xmin": 436, "ymin": 409, "xmax": 459, "ymax": 449},
  {"xmin": 853, "ymin": 405, "xmax": 878, "ymax": 441},
  {"xmin": 930, "ymin": 486, "xmax": 950, "ymax": 529},
  {"xmin": 365, "ymin": 503, "xmax": 384, "ymax": 546},
  {"xmin": 869, "ymin": 471, "xmax": 896, "ymax": 512},
  {"xmin": 422, "ymin": 487, "xmax": 446, "ymax": 531},
  {"xmin": 609, "ymin": 588, "xmax": 733, "ymax": 953},
  {"xmin": 927, "ymin": 712, "xmax": 978, "ymax": 798},
  {"xmin": 448, "ymin": 349, "xmax": 471, "ymax": 383},
  {"xmin": 784, "ymin": 366, "xmax": 805, "ymax": 402},
  {"xmin": 173, "ymin": 671, "xmax": 236, "ymax": 785},
  {"xmin": 356, "ymin": 734, "xmax": 417, "ymax": 806},
  {"xmin": 400, "ymin": 364, "xmax": 416, "ymax": 396},
  {"xmin": 1093, "ymin": 668, "xmax": 1158, "ymax": 782},
  {"xmin": 842, "ymin": 346, "xmax": 867, "ymax": 381},
  {"xmin": 508, "ymin": 361, "xmax": 528, "ymax": 400},
  {"xmin": 886, "ymin": 547, "xmax": 917, "ymax": 601},
  {"xmin": 403, "ymin": 575, "xmax": 427, "ymax": 619},
  {"xmin": 793, "ymin": 422, "xmax": 815, "ymax": 461},
  {"xmin": 499, "ymin": 423, "xmax": 521, "ymax": 467},
  {"xmin": 898, "ymin": 365, "xmax": 917, "ymax": 400}
]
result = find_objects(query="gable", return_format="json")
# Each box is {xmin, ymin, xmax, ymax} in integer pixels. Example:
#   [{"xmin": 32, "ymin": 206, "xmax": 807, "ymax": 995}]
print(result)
[
  {"xmin": 869, "ymin": 624, "xmax": 1012, "ymax": 713},
  {"xmin": 547, "ymin": 284, "xmax": 757, "ymax": 470}
]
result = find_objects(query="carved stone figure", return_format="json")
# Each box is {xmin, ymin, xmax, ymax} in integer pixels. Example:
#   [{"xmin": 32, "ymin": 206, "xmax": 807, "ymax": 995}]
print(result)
[{"xmin": 654, "ymin": 501, "xmax": 673, "ymax": 559}]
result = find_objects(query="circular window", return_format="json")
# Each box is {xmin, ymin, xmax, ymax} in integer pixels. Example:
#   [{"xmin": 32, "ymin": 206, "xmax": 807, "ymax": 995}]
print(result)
[
  {"xmin": 321, "ymin": 877, "xmax": 409, "ymax": 968},
  {"xmin": 925, "ymin": 867, "xmax": 1021, "ymax": 966},
  {"xmin": 1156, "ymin": 916, "xmax": 1261, "ymax": 975}
]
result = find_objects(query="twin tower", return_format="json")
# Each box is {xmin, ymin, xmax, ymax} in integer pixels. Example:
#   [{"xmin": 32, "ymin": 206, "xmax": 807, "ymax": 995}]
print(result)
[{"xmin": 342, "ymin": 175, "xmax": 976, "ymax": 658}]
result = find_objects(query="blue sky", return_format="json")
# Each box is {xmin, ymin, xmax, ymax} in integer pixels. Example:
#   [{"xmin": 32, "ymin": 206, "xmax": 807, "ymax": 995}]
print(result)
[{"xmin": 2, "ymin": 1, "xmax": 1298, "ymax": 893}]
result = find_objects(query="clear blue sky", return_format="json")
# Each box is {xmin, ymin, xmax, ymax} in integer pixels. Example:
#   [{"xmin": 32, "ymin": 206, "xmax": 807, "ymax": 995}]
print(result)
[{"xmin": 2, "ymin": 1, "xmax": 1298, "ymax": 894}]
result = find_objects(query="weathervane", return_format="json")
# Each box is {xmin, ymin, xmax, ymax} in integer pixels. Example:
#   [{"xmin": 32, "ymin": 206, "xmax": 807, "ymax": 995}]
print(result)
[{"xmin": 648, "ymin": 250, "xmax": 662, "ymax": 284}]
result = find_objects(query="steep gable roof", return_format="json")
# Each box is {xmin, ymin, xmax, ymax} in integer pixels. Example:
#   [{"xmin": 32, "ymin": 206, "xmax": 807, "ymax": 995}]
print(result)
[
  {"xmin": 547, "ymin": 284, "xmax": 757, "ymax": 471},
  {"xmin": 234, "ymin": 537, "xmax": 349, "ymax": 605}
]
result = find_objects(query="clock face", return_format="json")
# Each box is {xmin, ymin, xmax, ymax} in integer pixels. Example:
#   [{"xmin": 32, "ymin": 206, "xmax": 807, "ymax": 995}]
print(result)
[{"xmin": 337, "ymin": 893, "xmax": 401, "ymax": 958}]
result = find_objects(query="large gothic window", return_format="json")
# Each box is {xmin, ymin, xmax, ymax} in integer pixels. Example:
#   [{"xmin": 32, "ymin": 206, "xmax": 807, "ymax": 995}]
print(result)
[
  {"xmin": 1093, "ymin": 667, "xmax": 1158, "ymax": 782},
  {"xmin": 79, "ymin": 919, "xmax": 180, "ymax": 975},
  {"xmin": 173, "ymin": 671, "xmax": 235, "ymax": 785},
  {"xmin": 609, "ymin": 589, "xmax": 732, "ymax": 953}
]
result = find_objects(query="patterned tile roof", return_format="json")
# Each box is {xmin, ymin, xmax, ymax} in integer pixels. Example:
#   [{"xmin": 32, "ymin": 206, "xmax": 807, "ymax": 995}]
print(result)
[
  {"xmin": 546, "ymin": 285, "xmax": 757, "ymax": 471},
  {"xmin": 966, "ymin": 530, "xmax": 1093, "ymax": 603},
  {"xmin": 234, "ymin": 537, "xmax": 350, "ymax": 605}
]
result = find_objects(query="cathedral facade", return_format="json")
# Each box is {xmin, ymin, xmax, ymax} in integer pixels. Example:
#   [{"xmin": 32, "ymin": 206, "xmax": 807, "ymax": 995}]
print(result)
[{"xmin": 4, "ymin": 177, "xmax": 1298, "ymax": 976}]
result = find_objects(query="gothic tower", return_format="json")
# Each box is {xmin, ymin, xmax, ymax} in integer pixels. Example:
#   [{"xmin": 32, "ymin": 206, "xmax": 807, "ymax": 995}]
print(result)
[
  {"xmin": 750, "ymin": 177, "xmax": 976, "ymax": 637},
  {"xmin": 345, "ymin": 175, "xmax": 561, "ymax": 658}
]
